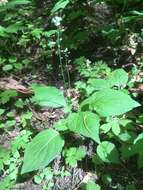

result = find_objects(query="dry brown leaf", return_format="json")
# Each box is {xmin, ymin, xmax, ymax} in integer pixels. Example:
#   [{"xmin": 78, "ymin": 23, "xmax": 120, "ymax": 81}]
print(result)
[{"xmin": 0, "ymin": 78, "xmax": 33, "ymax": 95}]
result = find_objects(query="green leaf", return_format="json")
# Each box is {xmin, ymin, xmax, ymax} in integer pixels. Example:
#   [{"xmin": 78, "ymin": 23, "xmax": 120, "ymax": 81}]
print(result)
[
  {"xmin": 2, "ymin": 64, "xmax": 13, "ymax": 71},
  {"xmin": 0, "ymin": 146, "xmax": 10, "ymax": 170},
  {"xmin": 0, "ymin": 175, "xmax": 15, "ymax": 190},
  {"xmin": 120, "ymin": 145, "xmax": 134, "ymax": 159},
  {"xmin": 7, "ymin": 0, "xmax": 30, "ymax": 6},
  {"xmin": 111, "ymin": 120, "xmax": 120, "ymax": 136},
  {"xmin": 83, "ymin": 181, "xmax": 101, "ymax": 190},
  {"xmin": 132, "ymin": 133, "xmax": 143, "ymax": 156},
  {"xmin": 0, "ymin": 26, "xmax": 7, "ymax": 37},
  {"xmin": 64, "ymin": 147, "xmax": 86, "ymax": 167},
  {"xmin": 53, "ymin": 119, "xmax": 68, "ymax": 131},
  {"xmin": 97, "ymin": 141, "xmax": 119, "ymax": 163},
  {"xmin": 44, "ymin": 30, "xmax": 57, "ymax": 37},
  {"xmin": 101, "ymin": 119, "xmax": 120, "ymax": 135},
  {"xmin": 108, "ymin": 69, "xmax": 128, "ymax": 87},
  {"xmin": 67, "ymin": 112, "xmax": 100, "ymax": 143},
  {"xmin": 100, "ymin": 123, "xmax": 111, "ymax": 134},
  {"xmin": 34, "ymin": 175, "xmax": 42, "ymax": 184},
  {"xmin": 6, "ymin": 120, "xmax": 16, "ymax": 127},
  {"xmin": 0, "ymin": 90, "xmax": 17, "ymax": 104},
  {"xmin": 1, "ymin": 0, "xmax": 31, "ymax": 9},
  {"xmin": 32, "ymin": 85, "xmax": 66, "ymax": 108},
  {"xmin": 118, "ymin": 131, "xmax": 135, "ymax": 142},
  {"xmin": 21, "ymin": 129, "xmax": 64, "ymax": 174},
  {"xmin": 87, "ymin": 79, "xmax": 111, "ymax": 91},
  {"xmin": 51, "ymin": 0, "xmax": 70, "ymax": 13},
  {"xmin": 21, "ymin": 111, "xmax": 33, "ymax": 127},
  {"xmin": 131, "ymin": 10, "xmax": 143, "ymax": 16},
  {"xmin": 81, "ymin": 89, "xmax": 140, "ymax": 117},
  {"xmin": 0, "ymin": 109, "xmax": 5, "ymax": 115},
  {"xmin": 6, "ymin": 22, "xmax": 22, "ymax": 33},
  {"xmin": 102, "ymin": 174, "xmax": 112, "ymax": 184},
  {"xmin": 11, "ymin": 130, "xmax": 32, "ymax": 153},
  {"xmin": 92, "ymin": 154, "xmax": 103, "ymax": 165}
]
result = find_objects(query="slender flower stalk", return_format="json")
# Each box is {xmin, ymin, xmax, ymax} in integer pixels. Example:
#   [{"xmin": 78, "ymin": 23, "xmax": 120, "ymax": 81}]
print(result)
[
  {"xmin": 52, "ymin": 15, "xmax": 71, "ymax": 87},
  {"xmin": 57, "ymin": 25, "xmax": 66, "ymax": 86}
]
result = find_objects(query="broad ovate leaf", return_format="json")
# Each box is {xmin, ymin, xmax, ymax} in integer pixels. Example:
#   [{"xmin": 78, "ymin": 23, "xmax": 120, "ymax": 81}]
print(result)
[
  {"xmin": 21, "ymin": 129, "xmax": 64, "ymax": 174},
  {"xmin": 81, "ymin": 89, "xmax": 140, "ymax": 117},
  {"xmin": 32, "ymin": 85, "xmax": 66, "ymax": 108},
  {"xmin": 67, "ymin": 112, "xmax": 100, "ymax": 143},
  {"xmin": 97, "ymin": 141, "xmax": 119, "ymax": 163},
  {"xmin": 87, "ymin": 79, "xmax": 111, "ymax": 91},
  {"xmin": 108, "ymin": 68, "xmax": 128, "ymax": 87}
]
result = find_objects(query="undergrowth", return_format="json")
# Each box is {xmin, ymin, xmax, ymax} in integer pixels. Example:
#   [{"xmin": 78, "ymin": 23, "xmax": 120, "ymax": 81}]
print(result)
[{"xmin": 0, "ymin": 0, "xmax": 143, "ymax": 190}]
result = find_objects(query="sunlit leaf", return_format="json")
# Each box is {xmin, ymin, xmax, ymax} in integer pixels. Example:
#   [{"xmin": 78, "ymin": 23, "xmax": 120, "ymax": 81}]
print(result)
[
  {"xmin": 51, "ymin": 0, "xmax": 70, "ymax": 13},
  {"xmin": 67, "ymin": 112, "xmax": 100, "ymax": 143},
  {"xmin": 97, "ymin": 141, "xmax": 119, "ymax": 163},
  {"xmin": 108, "ymin": 69, "xmax": 128, "ymax": 87},
  {"xmin": 32, "ymin": 85, "xmax": 67, "ymax": 108},
  {"xmin": 81, "ymin": 89, "xmax": 140, "ymax": 117},
  {"xmin": 21, "ymin": 129, "xmax": 64, "ymax": 174}
]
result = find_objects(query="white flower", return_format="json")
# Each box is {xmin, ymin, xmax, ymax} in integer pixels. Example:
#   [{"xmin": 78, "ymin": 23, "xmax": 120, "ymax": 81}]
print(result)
[
  {"xmin": 52, "ymin": 16, "xmax": 62, "ymax": 27},
  {"xmin": 48, "ymin": 41, "xmax": 56, "ymax": 48}
]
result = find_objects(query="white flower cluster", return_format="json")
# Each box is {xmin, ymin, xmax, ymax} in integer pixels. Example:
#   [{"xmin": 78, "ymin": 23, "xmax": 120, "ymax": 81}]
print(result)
[
  {"xmin": 0, "ymin": 0, "xmax": 8, "ymax": 6},
  {"xmin": 52, "ymin": 16, "xmax": 62, "ymax": 27}
]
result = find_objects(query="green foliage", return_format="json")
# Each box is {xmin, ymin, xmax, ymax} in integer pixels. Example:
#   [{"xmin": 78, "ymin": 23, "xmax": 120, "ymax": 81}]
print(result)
[
  {"xmin": 63, "ymin": 147, "xmax": 86, "ymax": 167},
  {"xmin": 100, "ymin": 118, "xmax": 121, "ymax": 136},
  {"xmin": 0, "ymin": 146, "xmax": 10, "ymax": 170},
  {"xmin": 87, "ymin": 79, "xmax": 111, "ymax": 91},
  {"xmin": 108, "ymin": 69, "xmax": 129, "ymax": 87},
  {"xmin": 75, "ymin": 58, "xmax": 111, "ymax": 79},
  {"xmin": 34, "ymin": 167, "xmax": 54, "ymax": 189},
  {"xmin": 83, "ymin": 181, "xmax": 101, "ymax": 190},
  {"xmin": 21, "ymin": 129, "xmax": 64, "ymax": 174},
  {"xmin": 81, "ymin": 89, "xmax": 140, "ymax": 117},
  {"xmin": 0, "ymin": 176, "xmax": 15, "ymax": 190},
  {"xmin": 67, "ymin": 112, "xmax": 100, "ymax": 143},
  {"xmin": 11, "ymin": 130, "xmax": 32, "ymax": 153},
  {"xmin": 1, "ymin": 0, "xmax": 143, "ymax": 189},
  {"xmin": 21, "ymin": 111, "xmax": 33, "ymax": 127},
  {"xmin": 0, "ymin": 90, "xmax": 17, "ymax": 104},
  {"xmin": 2, "ymin": 64, "xmax": 13, "ymax": 71},
  {"xmin": 97, "ymin": 141, "xmax": 120, "ymax": 164},
  {"xmin": 32, "ymin": 85, "xmax": 67, "ymax": 108}
]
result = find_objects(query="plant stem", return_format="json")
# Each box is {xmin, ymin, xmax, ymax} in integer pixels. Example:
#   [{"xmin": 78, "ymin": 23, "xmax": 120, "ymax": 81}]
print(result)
[{"xmin": 57, "ymin": 26, "xmax": 66, "ymax": 87}]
